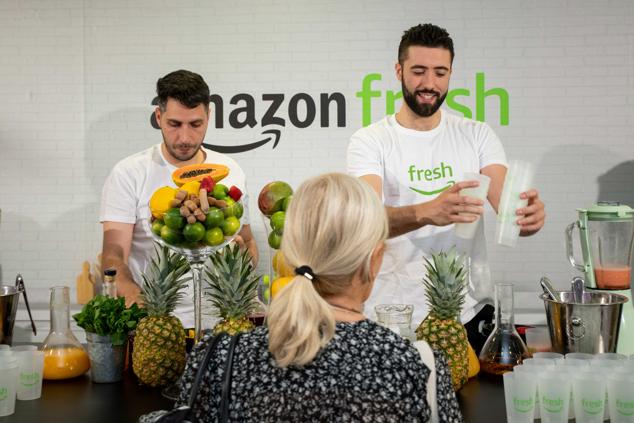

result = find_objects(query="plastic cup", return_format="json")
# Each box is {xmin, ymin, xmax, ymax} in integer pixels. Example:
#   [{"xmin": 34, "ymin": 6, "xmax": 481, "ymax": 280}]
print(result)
[
  {"xmin": 14, "ymin": 350, "xmax": 44, "ymax": 401},
  {"xmin": 504, "ymin": 371, "xmax": 537, "ymax": 423},
  {"xmin": 495, "ymin": 160, "xmax": 535, "ymax": 247},
  {"xmin": 607, "ymin": 371, "xmax": 634, "ymax": 422},
  {"xmin": 572, "ymin": 371, "xmax": 607, "ymax": 423},
  {"xmin": 538, "ymin": 369, "xmax": 572, "ymax": 423},
  {"xmin": 594, "ymin": 352, "xmax": 627, "ymax": 361},
  {"xmin": 0, "ymin": 345, "xmax": 10, "ymax": 351},
  {"xmin": 11, "ymin": 345, "xmax": 37, "ymax": 352},
  {"xmin": 454, "ymin": 172, "xmax": 491, "ymax": 239},
  {"xmin": 525, "ymin": 327, "xmax": 553, "ymax": 353},
  {"xmin": 0, "ymin": 354, "xmax": 19, "ymax": 417},
  {"xmin": 532, "ymin": 352, "xmax": 562, "ymax": 360},
  {"xmin": 374, "ymin": 304, "xmax": 414, "ymax": 341},
  {"xmin": 565, "ymin": 352, "xmax": 594, "ymax": 360}
]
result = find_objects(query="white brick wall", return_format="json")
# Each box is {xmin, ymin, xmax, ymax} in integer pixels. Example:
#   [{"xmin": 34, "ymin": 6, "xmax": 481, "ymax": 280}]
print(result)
[{"xmin": 1, "ymin": 0, "xmax": 633, "ymax": 340}]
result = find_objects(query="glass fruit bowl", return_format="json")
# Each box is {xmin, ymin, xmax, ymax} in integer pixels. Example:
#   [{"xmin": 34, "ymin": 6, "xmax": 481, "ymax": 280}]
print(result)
[{"xmin": 148, "ymin": 198, "xmax": 244, "ymax": 260}]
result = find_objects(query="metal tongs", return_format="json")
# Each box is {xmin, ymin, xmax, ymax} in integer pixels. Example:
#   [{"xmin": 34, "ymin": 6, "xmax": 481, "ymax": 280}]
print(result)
[
  {"xmin": 540, "ymin": 276, "xmax": 560, "ymax": 302},
  {"xmin": 15, "ymin": 274, "xmax": 37, "ymax": 335},
  {"xmin": 571, "ymin": 276, "xmax": 586, "ymax": 304}
]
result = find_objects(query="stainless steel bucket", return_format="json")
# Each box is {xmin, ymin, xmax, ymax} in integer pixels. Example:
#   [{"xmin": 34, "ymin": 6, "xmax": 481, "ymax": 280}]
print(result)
[
  {"xmin": 0, "ymin": 275, "xmax": 36, "ymax": 345},
  {"xmin": 541, "ymin": 291, "xmax": 628, "ymax": 354}
]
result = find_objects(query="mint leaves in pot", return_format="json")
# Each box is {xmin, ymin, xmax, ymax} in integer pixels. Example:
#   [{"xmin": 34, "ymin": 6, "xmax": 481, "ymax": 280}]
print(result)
[{"xmin": 73, "ymin": 295, "xmax": 147, "ymax": 346}]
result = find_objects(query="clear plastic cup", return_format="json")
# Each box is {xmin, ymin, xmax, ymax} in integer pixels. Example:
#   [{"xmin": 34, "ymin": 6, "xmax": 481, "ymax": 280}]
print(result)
[
  {"xmin": 573, "ymin": 371, "xmax": 607, "ymax": 423},
  {"xmin": 504, "ymin": 371, "xmax": 537, "ymax": 423},
  {"xmin": 594, "ymin": 352, "xmax": 627, "ymax": 361},
  {"xmin": 533, "ymin": 352, "xmax": 562, "ymax": 360},
  {"xmin": 538, "ymin": 369, "xmax": 572, "ymax": 423},
  {"xmin": 607, "ymin": 371, "xmax": 634, "ymax": 422},
  {"xmin": 454, "ymin": 172, "xmax": 491, "ymax": 239},
  {"xmin": 0, "ymin": 354, "xmax": 19, "ymax": 417},
  {"xmin": 565, "ymin": 352, "xmax": 594, "ymax": 360},
  {"xmin": 525, "ymin": 327, "xmax": 553, "ymax": 353},
  {"xmin": 374, "ymin": 304, "xmax": 414, "ymax": 341},
  {"xmin": 10, "ymin": 345, "xmax": 37, "ymax": 352},
  {"xmin": 0, "ymin": 345, "xmax": 10, "ymax": 351},
  {"xmin": 495, "ymin": 160, "xmax": 535, "ymax": 247},
  {"xmin": 14, "ymin": 350, "xmax": 44, "ymax": 401},
  {"xmin": 556, "ymin": 357, "xmax": 591, "ymax": 368}
]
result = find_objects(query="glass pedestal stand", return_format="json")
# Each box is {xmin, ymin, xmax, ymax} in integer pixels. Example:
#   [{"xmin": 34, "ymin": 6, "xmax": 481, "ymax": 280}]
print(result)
[{"xmin": 148, "ymin": 216, "xmax": 243, "ymax": 401}]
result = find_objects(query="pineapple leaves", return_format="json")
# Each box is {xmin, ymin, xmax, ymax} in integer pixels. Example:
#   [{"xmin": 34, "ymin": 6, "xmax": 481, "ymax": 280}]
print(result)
[
  {"xmin": 422, "ymin": 248, "xmax": 468, "ymax": 320},
  {"xmin": 204, "ymin": 244, "xmax": 261, "ymax": 321},
  {"xmin": 139, "ymin": 245, "xmax": 191, "ymax": 316}
]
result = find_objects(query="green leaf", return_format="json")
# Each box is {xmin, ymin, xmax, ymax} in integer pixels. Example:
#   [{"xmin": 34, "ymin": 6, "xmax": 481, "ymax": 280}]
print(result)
[{"xmin": 73, "ymin": 295, "xmax": 148, "ymax": 344}]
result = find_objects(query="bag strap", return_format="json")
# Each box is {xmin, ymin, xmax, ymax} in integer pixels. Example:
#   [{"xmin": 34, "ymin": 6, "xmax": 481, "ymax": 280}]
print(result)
[
  {"xmin": 187, "ymin": 332, "xmax": 227, "ymax": 409},
  {"xmin": 218, "ymin": 333, "xmax": 242, "ymax": 423},
  {"xmin": 413, "ymin": 340, "xmax": 438, "ymax": 423}
]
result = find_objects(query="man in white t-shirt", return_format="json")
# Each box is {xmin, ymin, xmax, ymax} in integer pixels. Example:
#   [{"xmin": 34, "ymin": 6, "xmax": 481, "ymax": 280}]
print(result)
[
  {"xmin": 347, "ymin": 24, "xmax": 545, "ymax": 351},
  {"xmin": 100, "ymin": 70, "xmax": 258, "ymax": 328}
]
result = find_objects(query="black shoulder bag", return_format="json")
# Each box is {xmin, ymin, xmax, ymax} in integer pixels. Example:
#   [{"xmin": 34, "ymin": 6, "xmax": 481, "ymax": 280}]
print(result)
[{"xmin": 153, "ymin": 332, "xmax": 242, "ymax": 423}]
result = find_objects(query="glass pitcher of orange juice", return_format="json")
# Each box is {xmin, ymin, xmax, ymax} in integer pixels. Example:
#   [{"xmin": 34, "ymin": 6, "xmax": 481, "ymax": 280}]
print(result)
[{"xmin": 41, "ymin": 286, "xmax": 90, "ymax": 379}]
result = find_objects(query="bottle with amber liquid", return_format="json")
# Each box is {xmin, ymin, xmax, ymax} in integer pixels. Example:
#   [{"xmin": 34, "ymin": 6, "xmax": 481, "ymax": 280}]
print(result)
[
  {"xmin": 41, "ymin": 286, "xmax": 91, "ymax": 380},
  {"xmin": 479, "ymin": 283, "xmax": 530, "ymax": 376}
]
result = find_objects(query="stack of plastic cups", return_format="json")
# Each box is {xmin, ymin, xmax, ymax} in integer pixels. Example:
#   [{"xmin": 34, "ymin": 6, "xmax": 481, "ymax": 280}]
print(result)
[
  {"xmin": 495, "ymin": 160, "xmax": 535, "ymax": 247},
  {"xmin": 607, "ymin": 359, "xmax": 634, "ymax": 422},
  {"xmin": 11, "ymin": 345, "xmax": 44, "ymax": 401},
  {"xmin": 514, "ymin": 358, "xmax": 557, "ymax": 420},
  {"xmin": 0, "ymin": 349, "xmax": 19, "ymax": 417},
  {"xmin": 454, "ymin": 172, "xmax": 491, "ymax": 240},
  {"xmin": 503, "ymin": 366, "xmax": 539, "ymax": 423}
]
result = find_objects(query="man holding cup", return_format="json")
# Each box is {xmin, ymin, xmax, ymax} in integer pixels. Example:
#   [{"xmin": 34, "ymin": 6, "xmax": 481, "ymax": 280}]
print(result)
[{"xmin": 347, "ymin": 23, "xmax": 545, "ymax": 351}]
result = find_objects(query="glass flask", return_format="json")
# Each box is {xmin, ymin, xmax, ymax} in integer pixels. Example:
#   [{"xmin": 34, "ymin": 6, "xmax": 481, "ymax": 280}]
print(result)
[
  {"xmin": 41, "ymin": 286, "xmax": 90, "ymax": 380},
  {"xmin": 479, "ymin": 283, "xmax": 530, "ymax": 376}
]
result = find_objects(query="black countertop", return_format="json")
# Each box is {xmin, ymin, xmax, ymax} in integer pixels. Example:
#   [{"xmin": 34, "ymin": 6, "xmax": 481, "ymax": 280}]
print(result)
[{"xmin": 2, "ymin": 371, "xmax": 505, "ymax": 423}]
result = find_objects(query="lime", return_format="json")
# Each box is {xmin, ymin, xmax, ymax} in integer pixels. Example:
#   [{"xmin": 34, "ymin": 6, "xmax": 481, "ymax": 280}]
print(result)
[
  {"xmin": 160, "ymin": 225, "xmax": 183, "ymax": 245},
  {"xmin": 223, "ymin": 198, "xmax": 244, "ymax": 219},
  {"xmin": 183, "ymin": 222, "xmax": 206, "ymax": 243},
  {"xmin": 270, "ymin": 211, "xmax": 285, "ymax": 232},
  {"xmin": 205, "ymin": 227, "xmax": 224, "ymax": 246},
  {"xmin": 204, "ymin": 207, "xmax": 224, "ymax": 229},
  {"xmin": 164, "ymin": 208, "xmax": 185, "ymax": 230},
  {"xmin": 282, "ymin": 195, "xmax": 292, "ymax": 211},
  {"xmin": 151, "ymin": 220, "xmax": 165, "ymax": 236},
  {"xmin": 221, "ymin": 216, "xmax": 240, "ymax": 236},
  {"xmin": 268, "ymin": 230, "xmax": 282, "ymax": 249},
  {"xmin": 212, "ymin": 184, "xmax": 228, "ymax": 200}
]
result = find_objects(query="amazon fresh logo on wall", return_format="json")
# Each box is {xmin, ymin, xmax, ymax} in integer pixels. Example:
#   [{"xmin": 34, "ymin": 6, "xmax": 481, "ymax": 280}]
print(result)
[{"xmin": 149, "ymin": 72, "xmax": 509, "ymax": 153}]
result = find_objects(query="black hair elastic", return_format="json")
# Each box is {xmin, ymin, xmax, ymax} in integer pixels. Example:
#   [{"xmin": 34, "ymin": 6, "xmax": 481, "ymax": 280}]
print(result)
[{"xmin": 295, "ymin": 265, "xmax": 315, "ymax": 281}]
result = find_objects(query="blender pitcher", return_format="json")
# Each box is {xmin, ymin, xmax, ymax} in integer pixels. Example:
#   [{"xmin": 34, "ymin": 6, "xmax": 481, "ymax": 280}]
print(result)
[{"xmin": 565, "ymin": 202, "xmax": 634, "ymax": 289}]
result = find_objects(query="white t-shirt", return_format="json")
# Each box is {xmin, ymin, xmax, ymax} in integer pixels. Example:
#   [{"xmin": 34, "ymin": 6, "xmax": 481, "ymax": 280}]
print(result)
[
  {"xmin": 99, "ymin": 144, "xmax": 249, "ymax": 328},
  {"xmin": 347, "ymin": 111, "xmax": 507, "ymax": 325}
]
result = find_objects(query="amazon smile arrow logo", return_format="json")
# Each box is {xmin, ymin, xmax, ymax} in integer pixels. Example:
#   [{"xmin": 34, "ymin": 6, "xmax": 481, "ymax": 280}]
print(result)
[{"xmin": 203, "ymin": 129, "xmax": 281, "ymax": 153}]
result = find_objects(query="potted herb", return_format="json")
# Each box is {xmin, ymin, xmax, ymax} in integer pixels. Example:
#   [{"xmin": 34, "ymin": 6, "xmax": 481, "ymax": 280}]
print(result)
[{"xmin": 73, "ymin": 295, "xmax": 146, "ymax": 383}]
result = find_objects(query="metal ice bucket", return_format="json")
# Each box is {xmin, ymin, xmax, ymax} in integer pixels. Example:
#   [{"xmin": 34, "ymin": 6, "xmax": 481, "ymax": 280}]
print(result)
[{"xmin": 541, "ymin": 291, "xmax": 628, "ymax": 354}]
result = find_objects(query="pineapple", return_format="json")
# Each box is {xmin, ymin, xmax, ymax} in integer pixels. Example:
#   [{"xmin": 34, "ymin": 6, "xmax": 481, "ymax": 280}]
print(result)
[
  {"xmin": 415, "ymin": 248, "xmax": 469, "ymax": 390},
  {"xmin": 205, "ymin": 244, "xmax": 260, "ymax": 335},
  {"xmin": 132, "ymin": 246, "xmax": 190, "ymax": 387}
]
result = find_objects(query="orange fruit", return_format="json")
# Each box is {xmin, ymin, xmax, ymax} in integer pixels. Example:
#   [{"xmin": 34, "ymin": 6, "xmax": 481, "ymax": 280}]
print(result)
[
  {"xmin": 467, "ymin": 342, "xmax": 480, "ymax": 378},
  {"xmin": 271, "ymin": 276, "xmax": 295, "ymax": 298},
  {"xmin": 272, "ymin": 250, "xmax": 294, "ymax": 277}
]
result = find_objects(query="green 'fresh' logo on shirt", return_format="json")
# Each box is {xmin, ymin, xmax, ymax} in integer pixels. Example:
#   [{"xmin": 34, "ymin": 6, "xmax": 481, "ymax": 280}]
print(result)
[{"xmin": 408, "ymin": 162, "xmax": 455, "ymax": 196}]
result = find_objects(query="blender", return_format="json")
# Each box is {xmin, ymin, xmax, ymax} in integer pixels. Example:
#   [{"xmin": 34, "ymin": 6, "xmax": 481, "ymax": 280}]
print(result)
[{"xmin": 565, "ymin": 201, "xmax": 634, "ymax": 354}]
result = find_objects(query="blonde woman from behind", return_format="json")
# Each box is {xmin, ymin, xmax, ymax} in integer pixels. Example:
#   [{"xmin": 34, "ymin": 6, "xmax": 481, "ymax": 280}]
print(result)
[{"xmin": 147, "ymin": 173, "xmax": 463, "ymax": 423}]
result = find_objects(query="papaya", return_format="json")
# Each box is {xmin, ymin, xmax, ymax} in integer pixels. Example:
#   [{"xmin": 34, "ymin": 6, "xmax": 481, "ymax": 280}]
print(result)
[{"xmin": 172, "ymin": 164, "xmax": 229, "ymax": 186}]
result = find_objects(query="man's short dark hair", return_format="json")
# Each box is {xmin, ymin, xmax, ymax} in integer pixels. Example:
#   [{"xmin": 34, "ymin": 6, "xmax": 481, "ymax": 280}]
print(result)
[
  {"xmin": 398, "ymin": 23, "xmax": 454, "ymax": 65},
  {"xmin": 156, "ymin": 69, "xmax": 210, "ymax": 111}
]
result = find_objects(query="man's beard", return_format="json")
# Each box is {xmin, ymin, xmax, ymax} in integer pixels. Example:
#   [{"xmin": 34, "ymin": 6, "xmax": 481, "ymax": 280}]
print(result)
[
  {"xmin": 163, "ymin": 137, "xmax": 201, "ymax": 162},
  {"xmin": 401, "ymin": 81, "xmax": 447, "ymax": 118}
]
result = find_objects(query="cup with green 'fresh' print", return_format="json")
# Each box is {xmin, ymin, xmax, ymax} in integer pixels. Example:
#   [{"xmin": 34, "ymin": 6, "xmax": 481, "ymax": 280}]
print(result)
[
  {"xmin": 538, "ymin": 370, "xmax": 572, "ymax": 423},
  {"xmin": 0, "ymin": 352, "xmax": 18, "ymax": 417},
  {"xmin": 572, "ymin": 371, "xmax": 607, "ymax": 423},
  {"xmin": 14, "ymin": 349, "xmax": 44, "ymax": 401},
  {"xmin": 503, "ymin": 370, "xmax": 537, "ymax": 423},
  {"xmin": 607, "ymin": 371, "xmax": 634, "ymax": 423}
]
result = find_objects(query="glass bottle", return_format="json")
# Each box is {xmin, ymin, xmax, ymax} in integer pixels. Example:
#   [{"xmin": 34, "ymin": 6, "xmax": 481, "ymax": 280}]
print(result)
[
  {"xmin": 103, "ymin": 268, "xmax": 117, "ymax": 298},
  {"xmin": 479, "ymin": 283, "xmax": 530, "ymax": 376},
  {"xmin": 41, "ymin": 286, "xmax": 91, "ymax": 380}
]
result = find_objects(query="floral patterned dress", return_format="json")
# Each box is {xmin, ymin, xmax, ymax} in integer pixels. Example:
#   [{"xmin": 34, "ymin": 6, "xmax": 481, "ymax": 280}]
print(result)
[{"xmin": 141, "ymin": 319, "xmax": 463, "ymax": 422}]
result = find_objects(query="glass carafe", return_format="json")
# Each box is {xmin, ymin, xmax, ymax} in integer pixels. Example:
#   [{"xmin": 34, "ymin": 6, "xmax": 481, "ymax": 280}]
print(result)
[
  {"xmin": 478, "ymin": 283, "xmax": 530, "ymax": 376},
  {"xmin": 589, "ymin": 218, "xmax": 634, "ymax": 290},
  {"xmin": 41, "ymin": 286, "xmax": 90, "ymax": 380}
]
